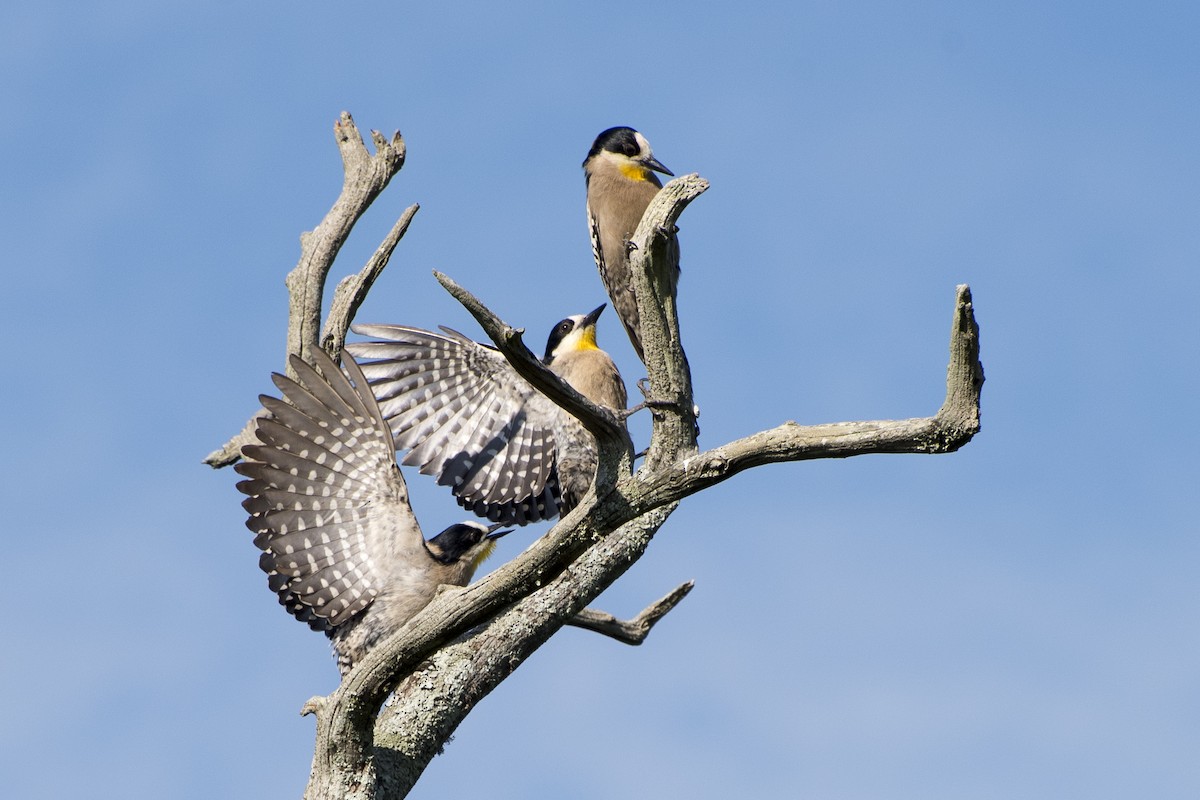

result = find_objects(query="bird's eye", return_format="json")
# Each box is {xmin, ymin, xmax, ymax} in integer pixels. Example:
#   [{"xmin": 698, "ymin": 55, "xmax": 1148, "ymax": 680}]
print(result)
[{"xmin": 559, "ymin": 321, "xmax": 571, "ymax": 333}]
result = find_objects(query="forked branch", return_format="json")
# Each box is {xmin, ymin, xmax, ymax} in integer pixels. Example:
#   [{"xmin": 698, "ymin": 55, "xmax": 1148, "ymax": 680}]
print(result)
[
  {"xmin": 629, "ymin": 284, "xmax": 984, "ymax": 510},
  {"xmin": 204, "ymin": 112, "xmax": 410, "ymax": 467},
  {"xmin": 565, "ymin": 580, "xmax": 696, "ymax": 645}
]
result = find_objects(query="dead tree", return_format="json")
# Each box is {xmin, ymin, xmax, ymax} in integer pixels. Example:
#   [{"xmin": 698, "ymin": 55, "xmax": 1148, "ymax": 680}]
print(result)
[{"xmin": 206, "ymin": 112, "xmax": 984, "ymax": 800}]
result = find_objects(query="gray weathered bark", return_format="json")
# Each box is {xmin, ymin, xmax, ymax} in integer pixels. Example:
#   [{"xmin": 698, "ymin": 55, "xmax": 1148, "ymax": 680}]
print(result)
[
  {"xmin": 204, "ymin": 112, "xmax": 411, "ymax": 468},
  {"xmin": 208, "ymin": 113, "xmax": 983, "ymax": 799}
]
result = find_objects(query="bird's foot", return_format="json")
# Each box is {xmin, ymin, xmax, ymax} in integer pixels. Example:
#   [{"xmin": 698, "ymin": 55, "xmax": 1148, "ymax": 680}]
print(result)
[{"xmin": 622, "ymin": 378, "xmax": 693, "ymax": 418}]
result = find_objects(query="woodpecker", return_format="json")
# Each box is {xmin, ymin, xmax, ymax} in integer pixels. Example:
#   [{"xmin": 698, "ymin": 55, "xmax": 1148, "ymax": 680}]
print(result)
[
  {"xmin": 583, "ymin": 126, "xmax": 679, "ymax": 362},
  {"xmin": 235, "ymin": 348, "xmax": 511, "ymax": 676},
  {"xmin": 346, "ymin": 303, "xmax": 627, "ymax": 525}
]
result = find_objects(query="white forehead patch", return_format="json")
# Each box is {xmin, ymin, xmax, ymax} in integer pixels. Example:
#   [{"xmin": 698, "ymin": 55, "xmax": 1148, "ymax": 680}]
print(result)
[{"xmin": 634, "ymin": 131, "xmax": 652, "ymax": 158}]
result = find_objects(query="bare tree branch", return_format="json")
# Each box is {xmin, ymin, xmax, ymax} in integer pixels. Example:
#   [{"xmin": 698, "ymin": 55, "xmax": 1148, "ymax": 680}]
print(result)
[
  {"xmin": 285, "ymin": 116, "xmax": 406, "ymax": 364},
  {"xmin": 629, "ymin": 174, "xmax": 709, "ymax": 469},
  {"xmin": 565, "ymin": 580, "xmax": 695, "ymax": 645},
  {"xmin": 433, "ymin": 270, "xmax": 631, "ymax": 453},
  {"xmin": 303, "ymin": 504, "xmax": 676, "ymax": 800},
  {"xmin": 204, "ymin": 112, "xmax": 408, "ymax": 468},
  {"xmin": 631, "ymin": 284, "xmax": 984, "ymax": 509},
  {"xmin": 322, "ymin": 203, "xmax": 420, "ymax": 355},
  {"xmin": 370, "ymin": 506, "xmax": 678, "ymax": 799}
]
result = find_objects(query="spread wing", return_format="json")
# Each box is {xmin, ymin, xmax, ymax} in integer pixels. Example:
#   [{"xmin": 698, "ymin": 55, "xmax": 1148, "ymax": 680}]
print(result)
[
  {"xmin": 235, "ymin": 349, "xmax": 422, "ymax": 631},
  {"xmin": 346, "ymin": 324, "xmax": 563, "ymax": 525}
]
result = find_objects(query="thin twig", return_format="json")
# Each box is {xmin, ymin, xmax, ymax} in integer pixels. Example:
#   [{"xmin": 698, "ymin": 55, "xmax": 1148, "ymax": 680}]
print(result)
[
  {"xmin": 565, "ymin": 581, "xmax": 695, "ymax": 645},
  {"xmin": 322, "ymin": 203, "xmax": 420, "ymax": 354}
]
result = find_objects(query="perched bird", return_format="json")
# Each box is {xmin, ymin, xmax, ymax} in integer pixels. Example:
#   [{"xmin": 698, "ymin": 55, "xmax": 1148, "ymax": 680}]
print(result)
[
  {"xmin": 346, "ymin": 303, "xmax": 627, "ymax": 526},
  {"xmin": 583, "ymin": 126, "xmax": 679, "ymax": 362},
  {"xmin": 235, "ymin": 348, "xmax": 511, "ymax": 676}
]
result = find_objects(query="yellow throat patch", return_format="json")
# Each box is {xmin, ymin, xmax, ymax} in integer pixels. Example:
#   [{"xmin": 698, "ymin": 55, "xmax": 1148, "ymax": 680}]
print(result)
[
  {"xmin": 576, "ymin": 326, "xmax": 599, "ymax": 351},
  {"xmin": 470, "ymin": 538, "xmax": 498, "ymax": 570},
  {"xmin": 618, "ymin": 163, "xmax": 653, "ymax": 182}
]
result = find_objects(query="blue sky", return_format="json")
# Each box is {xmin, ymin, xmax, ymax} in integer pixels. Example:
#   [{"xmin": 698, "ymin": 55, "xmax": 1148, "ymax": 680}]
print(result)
[{"xmin": 3, "ymin": 2, "xmax": 1198, "ymax": 798}]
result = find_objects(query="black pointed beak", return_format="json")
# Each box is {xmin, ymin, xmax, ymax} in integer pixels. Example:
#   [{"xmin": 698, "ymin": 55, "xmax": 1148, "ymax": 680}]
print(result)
[
  {"xmin": 486, "ymin": 523, "xmax": 514, "ymax": 540},
  {"xmin": 644, "ymin": 154, "xmax": 673, "ymax": 177},
  {"xmin": 583, "ymin": 303, "xmax": 606, "ymax": 327}
]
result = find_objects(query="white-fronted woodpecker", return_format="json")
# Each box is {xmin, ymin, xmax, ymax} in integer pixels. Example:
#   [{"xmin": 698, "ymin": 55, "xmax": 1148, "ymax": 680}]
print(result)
[
  {"xmin": 235, "ymin": 348, "xmax": 511, "ymax": 676},
  {"xmin": 583, "ymin": 126, "xmax": 679, "ymax": 362},
  {"xmin": 346, "ymin": 303, "xmax": 627, "ymax": 525}
]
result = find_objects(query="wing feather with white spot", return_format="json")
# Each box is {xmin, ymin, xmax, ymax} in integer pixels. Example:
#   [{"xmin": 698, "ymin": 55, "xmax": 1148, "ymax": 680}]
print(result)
[
  {"xmin": 347, "ymin": 324, "xmax": 563, "ymax": 524},
  {"xmin": 235, "ymin": 349, "xmax": 423, "ymax": 631}
]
